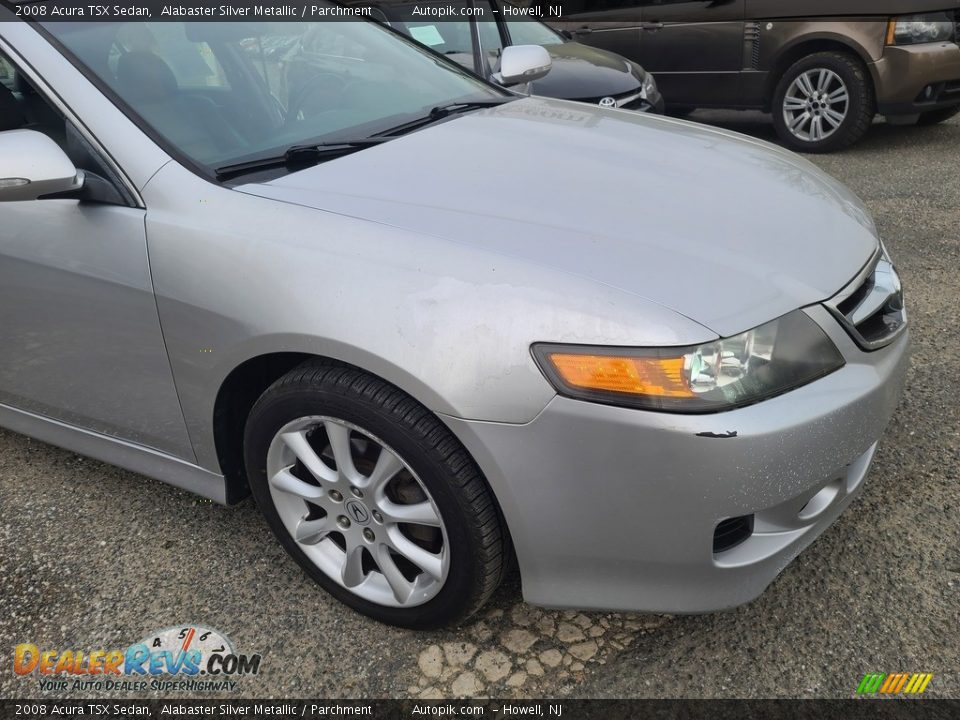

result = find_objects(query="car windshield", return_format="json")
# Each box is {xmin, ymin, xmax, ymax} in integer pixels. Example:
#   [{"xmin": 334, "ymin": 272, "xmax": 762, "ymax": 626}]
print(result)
[{"xmin": 43, "ymin": 14, "xmax": 507, "ymax": 173}]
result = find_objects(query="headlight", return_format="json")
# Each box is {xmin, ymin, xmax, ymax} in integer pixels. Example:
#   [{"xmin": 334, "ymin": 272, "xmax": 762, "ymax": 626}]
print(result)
[
  {"xmin": 888, "ymin": 13, "xmax": 956, "ymax": 45},
  {"xmin": 640, "ymin": 71, "xmax": 657, "ymax": 100},
  {"xmin": 532, "ymin": 310, "xmax": 845, "ymax": 413}
]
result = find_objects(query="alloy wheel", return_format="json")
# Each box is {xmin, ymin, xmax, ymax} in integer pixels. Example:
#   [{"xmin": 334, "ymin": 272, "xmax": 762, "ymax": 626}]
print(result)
[
  {"xmin": 265, "ymin": 416, "xmax": 449, "ymax": 608},
  {"xmin": 782, "ymin": 69, "xmax": 850, "ymax": 143}
]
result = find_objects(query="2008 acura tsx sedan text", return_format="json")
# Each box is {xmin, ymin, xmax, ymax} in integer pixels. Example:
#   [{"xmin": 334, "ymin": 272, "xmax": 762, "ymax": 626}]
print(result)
[{"xmin": 0, "ymin": 10, "xmax": 909, "ymax": 628}]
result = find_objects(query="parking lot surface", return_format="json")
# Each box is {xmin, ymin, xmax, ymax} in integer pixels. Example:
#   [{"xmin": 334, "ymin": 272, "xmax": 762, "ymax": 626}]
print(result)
[{"xmin": 1, "ymin": 113, "xmax": 958, "ymax": 700}]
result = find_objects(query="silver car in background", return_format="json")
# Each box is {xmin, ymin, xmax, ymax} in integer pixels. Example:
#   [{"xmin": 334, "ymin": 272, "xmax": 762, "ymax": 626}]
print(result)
[{"xmin": 0, "ymin": 9, "xmax": 908, "ymax": 628}]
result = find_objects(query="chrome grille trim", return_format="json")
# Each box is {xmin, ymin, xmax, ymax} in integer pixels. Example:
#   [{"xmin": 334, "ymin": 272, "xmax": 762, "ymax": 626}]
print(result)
[
  {"xmin": 579, "ymin": 89, "xmax": 647, "ymax": 109},
  {"xmin": 825, "ymin": 247, "xmax": 907, "ymax": 351},
  {"xmin": 613, "ymin": 91, "xmax": 644, "ymax": 108}
]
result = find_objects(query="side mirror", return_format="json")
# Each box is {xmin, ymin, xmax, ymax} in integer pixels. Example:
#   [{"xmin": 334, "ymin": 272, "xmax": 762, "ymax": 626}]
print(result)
[
  {"xmin": 496, "ymin": 45, "xmax": 552, "ymax": 86},
  {"xmin": 0, "ymin": 129, "xmax": 84, "ymax": 202}
]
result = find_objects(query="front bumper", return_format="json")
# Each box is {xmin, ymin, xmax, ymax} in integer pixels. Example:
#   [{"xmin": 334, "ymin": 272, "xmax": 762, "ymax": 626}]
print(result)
[
  {"xmin": 873, "ymin": 42, "xmax": 960, "ymax": 116},
  {"xmin": 443, "ymin": 306, "xmax": 910, "ymax": 613}
]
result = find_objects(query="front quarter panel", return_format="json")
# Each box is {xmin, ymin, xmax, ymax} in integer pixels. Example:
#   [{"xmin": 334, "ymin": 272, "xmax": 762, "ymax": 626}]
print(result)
[{"xmin": 142, "ymin": 162, "xmax": 717, "ymax": 472}]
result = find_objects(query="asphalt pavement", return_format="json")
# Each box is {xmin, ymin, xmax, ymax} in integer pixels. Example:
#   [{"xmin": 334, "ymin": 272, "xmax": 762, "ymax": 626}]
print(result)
[{"xmin": 1, "ymin": 112, "xmax": 957, "ymax": 701}]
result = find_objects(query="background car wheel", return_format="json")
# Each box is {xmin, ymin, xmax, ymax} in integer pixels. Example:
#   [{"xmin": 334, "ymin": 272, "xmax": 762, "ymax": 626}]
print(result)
[
  {"xmin": 772, "ymin": 52, "xmax": 875, "ymax": 153},
  {"xmin": 916, "ymin": 106, "xmax": 960, "ymax": 126},
  {"xmin": 244, "ymin": 361, "xmax": 507, "ymax": 629}
]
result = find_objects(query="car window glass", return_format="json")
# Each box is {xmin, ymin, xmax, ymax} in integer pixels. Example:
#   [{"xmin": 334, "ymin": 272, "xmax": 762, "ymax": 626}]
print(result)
[
  {"xmin": 0, "ymin": 50, "xmax": 67, "ymax": 144},
  {"xmin": 107, "ymin": 24, "xmax": 231, "ymax": 90},
  {"xmin": 475, "ymin": 3, "xmax": 505, "ymax": 73},
  {"xmin": 45, "ymin": 18, "xmax": 503, "ymax": 171},
  {"xmin": 385, "ymin": 2, "xmax": 476, "ymax": 71},
  {"xmin": 0, "ymin": 55, "xmax": 14, "ymax": 90},
  {"xmin": 504, "ymin": 15, "xmax": 565, "ymax": 46}
]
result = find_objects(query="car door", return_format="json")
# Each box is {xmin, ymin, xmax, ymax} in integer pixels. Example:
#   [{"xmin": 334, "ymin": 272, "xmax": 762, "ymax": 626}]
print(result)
[
  {"xmin": 549, "ymin": 1, "xmax": 644, "ymax": 62},
  {"xmin": 637, "ymin": 0, "xmax": 746, "ymax": 108},
  {"xmin": 0, "ymin": 52, "xmax": 195, "ymax": 460}
]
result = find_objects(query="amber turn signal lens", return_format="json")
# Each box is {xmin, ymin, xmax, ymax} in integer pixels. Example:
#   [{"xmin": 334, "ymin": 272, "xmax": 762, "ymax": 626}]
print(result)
[
  {"xmin": 547, "ymin": 353, "xmax": 695, "ymax": 399},
  {"xmin": 886, "ymin": 20, "xmax": 897, "ymax": 45}
]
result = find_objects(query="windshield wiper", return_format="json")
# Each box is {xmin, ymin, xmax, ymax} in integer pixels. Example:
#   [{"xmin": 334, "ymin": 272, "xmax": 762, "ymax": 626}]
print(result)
[
  {"xmin": 215, "ymin": 138, "xmax": 390, "ymax": 182},
  {"xmin": 215, "ymin": 101, "xmax": 510, "ymax": 180},
  {"xmin": 376, "ymin": 99, "xmax": 512, "ymax": 138}
]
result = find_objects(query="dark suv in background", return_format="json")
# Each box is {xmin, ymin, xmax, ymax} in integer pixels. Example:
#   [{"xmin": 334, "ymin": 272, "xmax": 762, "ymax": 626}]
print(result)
[{"xmin": 546, "ymin": 1, "xmax": 960, "ymax": 152}]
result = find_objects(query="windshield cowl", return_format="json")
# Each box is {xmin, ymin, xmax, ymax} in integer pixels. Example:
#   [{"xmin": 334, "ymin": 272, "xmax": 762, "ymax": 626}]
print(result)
[{"xmin": 214, "ymin": 98, "xmax": 514, "ymax": 182}]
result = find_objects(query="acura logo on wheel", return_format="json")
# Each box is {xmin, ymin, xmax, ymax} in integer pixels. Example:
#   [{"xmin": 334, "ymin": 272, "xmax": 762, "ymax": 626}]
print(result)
[
  {"xmin": 345, "ymin": 500, "xmax": 370, "ymax": 525},
  {"xmin": 598, "ymin": 97, "xmax": 617, "ymax": 108}
]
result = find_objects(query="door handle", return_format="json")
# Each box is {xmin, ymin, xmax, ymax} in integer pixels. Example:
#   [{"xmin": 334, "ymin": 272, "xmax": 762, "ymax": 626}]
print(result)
[{"xmin": 640, "ymin": 21, "xmax": 664, "ymax": 31}]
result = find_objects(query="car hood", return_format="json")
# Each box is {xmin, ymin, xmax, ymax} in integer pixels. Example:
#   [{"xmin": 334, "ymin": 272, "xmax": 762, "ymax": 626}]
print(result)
[
  {"xmin": 239, "ymin": 97, "xmax": 879, "ymax": 338},
  {"xmin": 527, "ymin": 42, "xmax": 644, "ymax": 100}
]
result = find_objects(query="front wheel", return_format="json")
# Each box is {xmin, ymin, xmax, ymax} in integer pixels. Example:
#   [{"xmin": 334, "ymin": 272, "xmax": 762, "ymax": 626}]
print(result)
[
  {"xmin": 772, "ymin": 52, "xmax": 875, "ymax": 153},
  {"xmin": 244, "ymin": 362, "xmax": 507, "ymax": 629}
]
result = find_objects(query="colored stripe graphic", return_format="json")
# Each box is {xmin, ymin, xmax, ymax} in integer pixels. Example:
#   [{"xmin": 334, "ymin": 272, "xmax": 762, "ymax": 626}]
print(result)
[
  {"xmin": 904, "ymin": 674, "xmax": 933, "ymax": 694},
  {"xmin": 181, "ymin": 627, "xmax": 196, "ymax": 652},
  {"xmin": 857, "ymin": 672, "xmax": 932, "ymax": 695},
  {"xmin": 857, "ymin": 673, "xmax": 886, "ymax": 694}
]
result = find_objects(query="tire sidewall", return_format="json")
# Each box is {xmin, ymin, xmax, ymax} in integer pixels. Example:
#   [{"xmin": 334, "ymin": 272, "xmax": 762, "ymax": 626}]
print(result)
[
  {"xmin": 773, "ymin": 53, "xmax": 872, "ymax": 153},
  {"xmin": 244, "ymin": 382, "xmax": 485, "ymax": 629}
]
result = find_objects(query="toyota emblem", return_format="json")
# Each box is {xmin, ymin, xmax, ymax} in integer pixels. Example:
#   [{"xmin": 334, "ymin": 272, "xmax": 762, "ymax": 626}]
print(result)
[{"xmin": 598, "ymin": 97, "xmax": 617, "ymax": 109}]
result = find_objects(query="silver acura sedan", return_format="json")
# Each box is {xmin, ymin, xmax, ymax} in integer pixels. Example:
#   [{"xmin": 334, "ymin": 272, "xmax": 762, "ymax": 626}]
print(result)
[{"xmin": 0, "ymin": 10, "xmax": 908, "ymax": 628}]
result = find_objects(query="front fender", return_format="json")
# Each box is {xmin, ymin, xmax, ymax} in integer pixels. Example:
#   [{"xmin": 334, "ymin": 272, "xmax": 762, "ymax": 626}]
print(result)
[{"xmin": 143, "ymin": 162, "xmax": 715, "ymax": 472}]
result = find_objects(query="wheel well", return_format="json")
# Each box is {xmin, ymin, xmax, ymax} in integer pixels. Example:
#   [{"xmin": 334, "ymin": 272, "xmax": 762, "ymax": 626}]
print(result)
[
  {"xmin": 213, "ymin": 351, "xmax": 520, "ymax": 578},
  {"xmin": 765, "ymin": 39, "xmax": 872, "ymax": 111},
  {"xmin": 214, "ymin": 356, "xmax": 511, "ymax": 525},
  {"xmin": 213, "ymin": 352, "xmax": 316, "ymax": 502}
]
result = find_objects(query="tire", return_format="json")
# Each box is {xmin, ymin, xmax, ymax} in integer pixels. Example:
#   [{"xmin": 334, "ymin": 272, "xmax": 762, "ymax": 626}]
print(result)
[
  {"xmin": 772, "ymin": 51, "xmax": 875, "ymax": 153},
  {"xmin": 917, "ymin": 106, "xmax": 960, "ymax": 126},
  {"xmin": 244, "ymin": 361, "xmax": 507, "ymax": 629}
]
